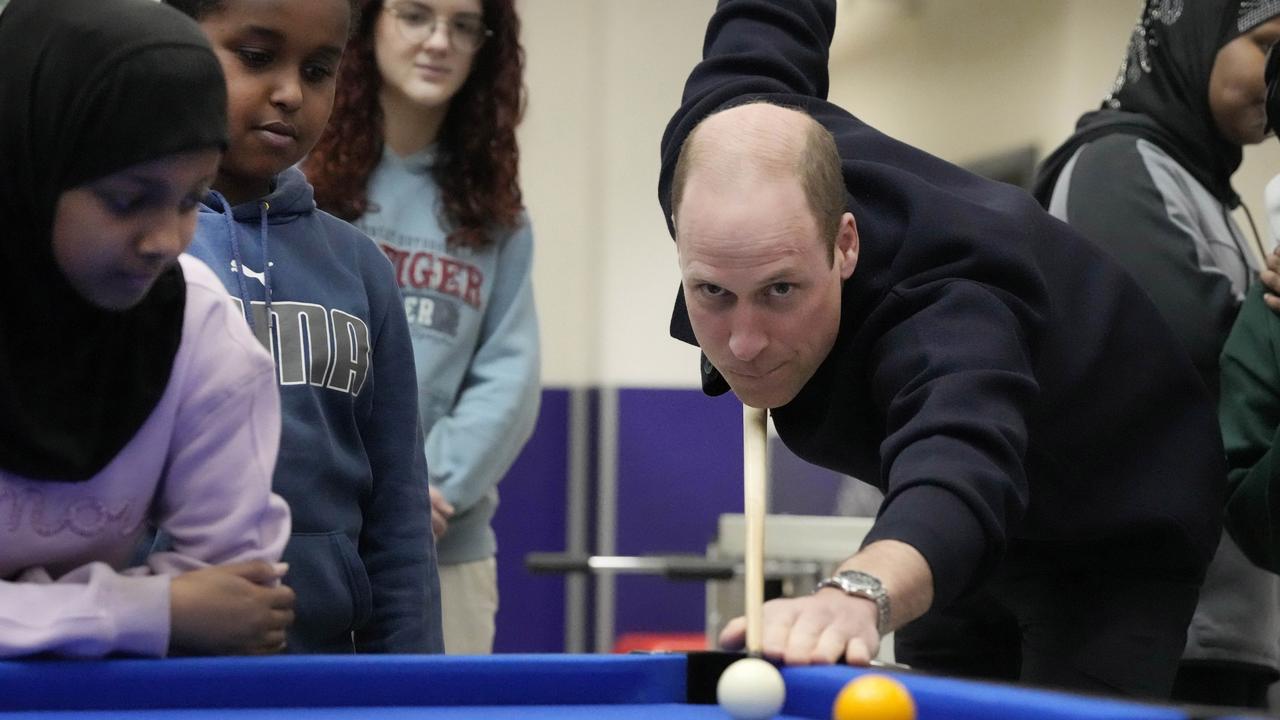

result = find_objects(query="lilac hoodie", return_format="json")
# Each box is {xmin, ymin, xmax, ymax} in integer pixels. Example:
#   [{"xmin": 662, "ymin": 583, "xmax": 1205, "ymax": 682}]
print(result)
[{"xmin": 0, "ymin": 255, "xmax": 290, "ymax": 657}]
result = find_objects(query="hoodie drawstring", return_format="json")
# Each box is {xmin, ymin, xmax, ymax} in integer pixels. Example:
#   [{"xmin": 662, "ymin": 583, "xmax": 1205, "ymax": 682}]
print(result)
[
  {"xmin": 260, "ymin": 201, "xmax": 275, "ymax": 337},
  {"xmin": 214, "ymin": 193, "xmax": 274, "ymax": 338}
]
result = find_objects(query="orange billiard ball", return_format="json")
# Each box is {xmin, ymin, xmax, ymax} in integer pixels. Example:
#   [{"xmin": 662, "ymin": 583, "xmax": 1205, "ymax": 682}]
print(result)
[{"xmin": 831, "ymin": 674, "xmax": 916, "ymax": 720}]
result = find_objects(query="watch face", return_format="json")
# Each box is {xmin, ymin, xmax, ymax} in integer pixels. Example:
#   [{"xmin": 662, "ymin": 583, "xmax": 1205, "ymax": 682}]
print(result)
[
  {"xmin": 836, "ymin": 571, "xmax": 884, "ymax": 593},
  {"xmin": 828, "ymin": 571, "xmax": 890, "ymax": 634}
]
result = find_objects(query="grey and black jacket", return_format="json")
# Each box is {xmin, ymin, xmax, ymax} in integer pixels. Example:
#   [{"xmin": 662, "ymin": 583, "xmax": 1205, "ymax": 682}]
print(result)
[{"xmin": 1035, "ymin": 119, "xmax": 1280, "ymax": 675}]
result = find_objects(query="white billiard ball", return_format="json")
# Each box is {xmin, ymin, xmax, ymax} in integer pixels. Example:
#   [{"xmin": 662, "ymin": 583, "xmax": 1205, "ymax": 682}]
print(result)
[{"xmin": 716, "ymin": 657, "xmax": 786, "ymax": 720}]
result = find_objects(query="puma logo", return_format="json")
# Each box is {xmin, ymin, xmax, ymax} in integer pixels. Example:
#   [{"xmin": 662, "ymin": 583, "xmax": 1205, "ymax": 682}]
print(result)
[{"xmin": 230, "ymin": 259, "xmax": 273, "ymax": 286}]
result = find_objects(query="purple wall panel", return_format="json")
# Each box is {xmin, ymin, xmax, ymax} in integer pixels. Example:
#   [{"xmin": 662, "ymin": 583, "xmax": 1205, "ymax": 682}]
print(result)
[
  {"xmin": 490, "ymin": 387, "xmax": 747, "ymax": 652},
  {"xmin": 492, "ymin": 389, "xmax": 570, "ymax": 653},
  {"xmin": 613, "ymin": 389, "xmax": 744, "ymax": 640}
]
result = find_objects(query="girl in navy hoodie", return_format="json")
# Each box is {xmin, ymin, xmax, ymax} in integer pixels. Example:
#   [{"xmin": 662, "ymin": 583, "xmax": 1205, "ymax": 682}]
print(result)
[{"xmin": 165, "ymin": 0, "xmax": 443, "ymax": 653}]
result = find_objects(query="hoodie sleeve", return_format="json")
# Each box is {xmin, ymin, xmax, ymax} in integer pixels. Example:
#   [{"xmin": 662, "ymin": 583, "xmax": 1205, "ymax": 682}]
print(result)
[
  {"xmin": 144, "ymin": 259, "xmax": 290, "ymax": 575},
  {"xmin": 0, "ymin": 565, "xmax": 170, "ymax": 658},
  {"xmin": 658, "ymin": 0, "xmax": 836, "ymax": 222},
  {"xmin": 859, "ymin": 280, "xmax": 1038, "ymax": 605},
  {"xmin": 354, "ymin": 252, "xmax": 443, "ymax": 654},
  {"xmin": 426, "ymin": 221, "xmax": 540, "ymax": 512},
  {"xmin": 1221, "ymin": 284, "xmax": 1280, "ymax": 572}
]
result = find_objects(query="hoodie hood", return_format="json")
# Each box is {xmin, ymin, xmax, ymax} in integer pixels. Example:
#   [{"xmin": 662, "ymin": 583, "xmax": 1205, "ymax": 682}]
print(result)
[
  {"xmin": 209, "ymin": 166, "xmax": 317, "ymax": 223},
  {"xmin": 197, "ymin": 167, "xmax": 319, "ymax": 336}
]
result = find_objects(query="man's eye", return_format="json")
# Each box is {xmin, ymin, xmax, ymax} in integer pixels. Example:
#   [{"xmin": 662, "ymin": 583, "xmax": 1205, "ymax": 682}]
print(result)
[
  {"xmin": 700, "ymin": 284, "xmax": 727, "ymax": 297},
  {"xmin": 768, "ymin": 283, "xmax": 794, "ymax": 297}
]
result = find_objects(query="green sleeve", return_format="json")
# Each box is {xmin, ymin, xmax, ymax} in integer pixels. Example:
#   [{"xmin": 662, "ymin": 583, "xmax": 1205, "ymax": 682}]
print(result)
[{"xmin": 1221, "ymin": 283, "xmax": 1280, "ymax": 572}]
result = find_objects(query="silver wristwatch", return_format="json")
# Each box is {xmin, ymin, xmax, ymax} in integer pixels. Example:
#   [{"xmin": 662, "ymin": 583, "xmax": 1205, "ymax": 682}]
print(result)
[{"xmin": 815, "ymin": 569, "xmax": 891, "ymax": 635}]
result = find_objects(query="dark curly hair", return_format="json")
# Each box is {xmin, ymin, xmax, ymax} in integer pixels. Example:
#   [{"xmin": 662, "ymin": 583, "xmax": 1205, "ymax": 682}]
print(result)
[{"xmin": 306, "ymin": 0, "xmax": 526, "ymax": 250}]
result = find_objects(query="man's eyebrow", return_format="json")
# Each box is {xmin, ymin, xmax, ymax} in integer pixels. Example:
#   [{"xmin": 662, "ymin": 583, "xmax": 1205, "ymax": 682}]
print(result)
[{"xmin": 760, "ymin": 272, "xmax": 798, "ymax": 285}]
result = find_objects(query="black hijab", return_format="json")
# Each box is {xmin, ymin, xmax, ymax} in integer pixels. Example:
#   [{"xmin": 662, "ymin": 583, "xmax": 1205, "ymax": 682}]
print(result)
[
  {"xmin": 0, "ymin": 0, "xmax": 228, "ymax": 481},
  {"xmin": 1266, "ymin": 37, "xmax": 1280, "ymax": 125},
  {"xmin": 1034, "ymin": 0, "xmax": 1280, "ymax": 207}
]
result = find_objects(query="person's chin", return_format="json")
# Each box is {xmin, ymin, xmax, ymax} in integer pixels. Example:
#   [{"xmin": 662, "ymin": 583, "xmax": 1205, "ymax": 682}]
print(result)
[
  {"xmin": 727, "ymin": 377, "xmax": 799, "ymax": 410},
  {"xmin": 90, "ymin": 283, "xmax": 152, "ymax": 312},
  {"xmin": 237, "ymin": 155, "xmax": 299, "ymax": 183},
  {"xmin": 408, "ymin": 83, "xmax": 455, "ymax": 109}
]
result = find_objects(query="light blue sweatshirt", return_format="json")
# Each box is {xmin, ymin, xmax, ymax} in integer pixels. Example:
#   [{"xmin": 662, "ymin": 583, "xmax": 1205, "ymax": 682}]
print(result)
[{"xmin": 354, "ymin": 146, "xmax": 540, "ymax": 565}]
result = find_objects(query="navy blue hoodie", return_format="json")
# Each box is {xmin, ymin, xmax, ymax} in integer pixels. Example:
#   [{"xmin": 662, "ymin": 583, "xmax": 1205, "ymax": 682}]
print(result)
[
  {"xmin": 188, "ymin": 167, "xmax": 443, "ymax": 653},
  {"xmin": 658, "ymin": 0, "xmax": 1225, "ymax": 608}
]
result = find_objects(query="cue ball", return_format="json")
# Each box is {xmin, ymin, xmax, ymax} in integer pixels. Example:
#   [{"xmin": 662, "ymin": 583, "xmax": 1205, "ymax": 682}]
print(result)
[
  {"xmin": 831, "ymin": 674, "xmax": 916, "ymax": 720},
  {"xmin": 716, "ymin": 657, "xmax": 786, "ymax": 720}
]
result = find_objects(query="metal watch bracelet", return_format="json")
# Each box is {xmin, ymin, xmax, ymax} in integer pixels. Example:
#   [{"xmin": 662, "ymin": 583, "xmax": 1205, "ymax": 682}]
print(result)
[{"xmin": 815, "ymin": 569, "xmax": 891, "ymax": 635}]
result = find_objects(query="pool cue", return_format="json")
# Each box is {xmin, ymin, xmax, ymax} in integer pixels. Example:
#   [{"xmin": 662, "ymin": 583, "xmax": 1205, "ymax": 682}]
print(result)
[{"xmin": 742, "ymin": 404, "xmax": 769, "ymax": 656}]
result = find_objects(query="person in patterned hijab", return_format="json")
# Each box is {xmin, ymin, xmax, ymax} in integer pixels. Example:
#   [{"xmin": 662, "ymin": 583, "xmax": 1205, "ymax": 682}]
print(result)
[{"xmin": 1034, "ymin": 1, "xmax": 1280, "ymax": 708}]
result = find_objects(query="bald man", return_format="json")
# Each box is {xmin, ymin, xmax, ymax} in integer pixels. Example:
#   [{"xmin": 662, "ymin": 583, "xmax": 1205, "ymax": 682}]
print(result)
[{"xmin": 659, "ymin": 0, "xmax": 1226, "ymax": 700}]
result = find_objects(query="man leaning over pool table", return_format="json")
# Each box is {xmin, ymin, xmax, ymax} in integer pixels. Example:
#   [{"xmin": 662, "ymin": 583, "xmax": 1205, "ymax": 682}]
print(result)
[{"xmin": 658, "ymin": 0, "xmax": 1225, "ymax": 701}]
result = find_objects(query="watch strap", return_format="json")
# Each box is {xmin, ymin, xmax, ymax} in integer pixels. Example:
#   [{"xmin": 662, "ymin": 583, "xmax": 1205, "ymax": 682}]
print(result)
[{"xmin": 815, "ymin": 569, "xmax": 891, "ymax": 635}]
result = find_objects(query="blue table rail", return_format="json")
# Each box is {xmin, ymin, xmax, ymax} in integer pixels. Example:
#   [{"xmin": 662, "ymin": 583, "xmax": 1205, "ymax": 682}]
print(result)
[{"xmin": 0, "ymin": 653, "xmax": 1269, "ymax": 719}]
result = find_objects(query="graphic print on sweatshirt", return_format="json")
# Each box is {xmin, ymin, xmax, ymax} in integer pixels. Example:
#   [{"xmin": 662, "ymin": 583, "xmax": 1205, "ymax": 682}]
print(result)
[
  {"xmin": 0, "ymin": 486, "xmax": 143, "ymax": 539},
  {"xmin": 231, "ymin": 258, "xmax": 274, "ymax": 286},
  {"xmin": 230, "ymin": 298, "xmax": 371, "ymax": 396},
  {"xmin": 372, "ymin": 237, "xmax": 485, "ymax": 339}
]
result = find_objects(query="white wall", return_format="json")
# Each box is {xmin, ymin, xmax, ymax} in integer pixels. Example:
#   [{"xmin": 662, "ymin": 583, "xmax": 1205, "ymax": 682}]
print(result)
[
  {"xmin": 520, "ymin": 0, "xmax": 1280, "ymax": 387},
  {"xmin": 520, "ymin": 0, "xmax": 715, "ymax": 387}
]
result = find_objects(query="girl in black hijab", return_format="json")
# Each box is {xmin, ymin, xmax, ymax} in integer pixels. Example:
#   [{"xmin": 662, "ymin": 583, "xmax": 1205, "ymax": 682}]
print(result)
[
  {"xmin": 0, "ymin": 0, "xmax": 294, "ymax": 657},
  {"xmin": 1033, "ymin": 0, "xmax": 1280, "ymax": 708}
]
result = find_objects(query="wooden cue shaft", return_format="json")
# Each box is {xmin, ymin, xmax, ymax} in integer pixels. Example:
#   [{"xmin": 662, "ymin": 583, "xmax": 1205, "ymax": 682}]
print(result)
[{"xmin": 742, "ymin": 404, "xmax": 769, "ymax": 655}]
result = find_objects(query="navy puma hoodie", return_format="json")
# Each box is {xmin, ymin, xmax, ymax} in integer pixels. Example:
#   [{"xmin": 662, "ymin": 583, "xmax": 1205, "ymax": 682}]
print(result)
[{"xmin": 188, "ymin": 166, "xmax": 443, "ymax": 653}]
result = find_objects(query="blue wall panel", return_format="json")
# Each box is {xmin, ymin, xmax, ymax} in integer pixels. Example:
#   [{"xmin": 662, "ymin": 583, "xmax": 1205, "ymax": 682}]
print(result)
[
  {"xmin": 613, "ymin": 389, "xmax": 743, "ymax": 640},
  {"xmin": 492, "ymin": 389, "xmax": 570, "ymax": 653},
  {"xmin": 490, "ymin": 387, "xmax": 750, "ymax": 652}
]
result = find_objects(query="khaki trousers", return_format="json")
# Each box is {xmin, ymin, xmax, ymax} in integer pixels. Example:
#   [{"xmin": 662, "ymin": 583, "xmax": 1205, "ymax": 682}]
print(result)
[{"xmin": 439, "ymin": 557, "xmax": 498, "ymax": 655}]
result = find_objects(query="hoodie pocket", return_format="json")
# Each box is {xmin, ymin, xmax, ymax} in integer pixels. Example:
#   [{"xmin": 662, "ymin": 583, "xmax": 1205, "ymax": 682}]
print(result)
[{"xmin": 282, "ymin": 531, "xmax": 374, "ymax": 652}]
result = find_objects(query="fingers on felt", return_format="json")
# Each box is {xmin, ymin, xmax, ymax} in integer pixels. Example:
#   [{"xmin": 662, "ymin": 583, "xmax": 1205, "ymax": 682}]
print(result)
[
  {"xmin": 843, "ymin": 636, "xmax": 875, "ymax": 666},
  {"xmin": 808, "ymin": 625, "xmax": 851, "ymax": 665}
]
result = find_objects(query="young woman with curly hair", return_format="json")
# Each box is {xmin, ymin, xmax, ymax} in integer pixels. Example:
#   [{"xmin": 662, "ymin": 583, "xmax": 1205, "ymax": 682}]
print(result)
[{"xmin": 306, "ymin": 0, "xmax": 537, "ymax": 655}]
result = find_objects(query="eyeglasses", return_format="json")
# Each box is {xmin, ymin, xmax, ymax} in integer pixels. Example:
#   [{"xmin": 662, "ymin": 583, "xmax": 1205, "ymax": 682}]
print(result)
[{"xmin": 384, "ymin": 2, "xmax": 492, "ymax": 54}]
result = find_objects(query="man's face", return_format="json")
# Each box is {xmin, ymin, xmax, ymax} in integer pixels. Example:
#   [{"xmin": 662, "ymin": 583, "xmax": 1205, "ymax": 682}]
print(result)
[{"xmin": 676, "ymin": 174, "xmax": 857, "ymax": 409}]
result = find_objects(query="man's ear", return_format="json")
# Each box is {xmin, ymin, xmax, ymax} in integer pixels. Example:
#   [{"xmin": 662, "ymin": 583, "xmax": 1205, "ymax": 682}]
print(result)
[{"xmin": 836, "ymin": 211, "xmax": 858, "ymax": 280}]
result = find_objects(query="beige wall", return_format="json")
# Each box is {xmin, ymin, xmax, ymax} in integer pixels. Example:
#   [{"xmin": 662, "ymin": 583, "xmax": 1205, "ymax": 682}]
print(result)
[
  {"xmin": 520, "ymin": 0, "xmax": 1280, "ymax": 387},
  {"xmin": 520, "ymin": 0, "xmax": 714, "ymax": 386}
]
